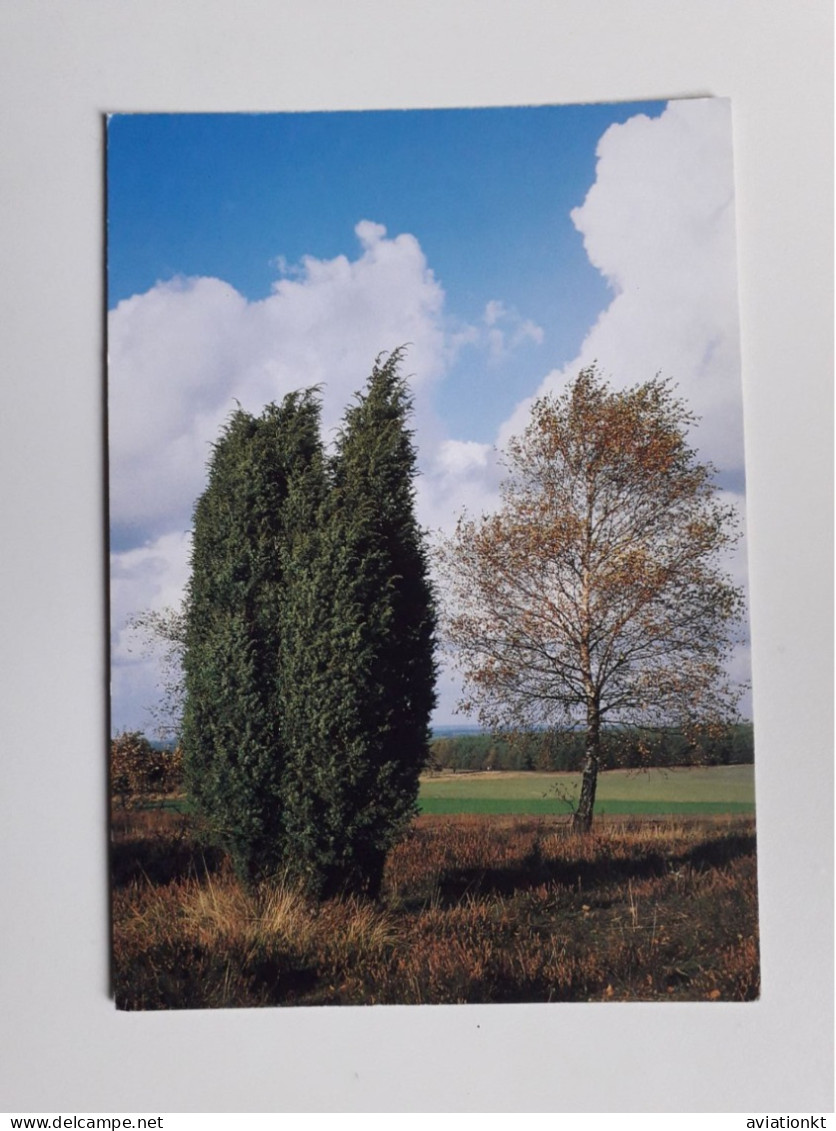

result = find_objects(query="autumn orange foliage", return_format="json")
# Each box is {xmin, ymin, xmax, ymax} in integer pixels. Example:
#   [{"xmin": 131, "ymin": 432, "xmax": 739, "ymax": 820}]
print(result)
[{"xmin": 439, "ymin": 368, "xmax": 746, "ymax": 829}]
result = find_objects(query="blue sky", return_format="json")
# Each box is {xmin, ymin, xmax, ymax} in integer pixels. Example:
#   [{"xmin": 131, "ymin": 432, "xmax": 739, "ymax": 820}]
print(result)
[
  {"xmin": 108, "ymin": 103, "xmax": 665, "ymax": 444},
  {"xmin": 107, "ymin": 99, "xmax": 748, "ymax": 730}
]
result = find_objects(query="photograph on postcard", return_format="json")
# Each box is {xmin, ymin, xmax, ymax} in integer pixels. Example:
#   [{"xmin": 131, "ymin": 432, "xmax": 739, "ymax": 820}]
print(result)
[{"xmin": 107, "ymin": 100, "xmax": 757, "ymax": 1009}]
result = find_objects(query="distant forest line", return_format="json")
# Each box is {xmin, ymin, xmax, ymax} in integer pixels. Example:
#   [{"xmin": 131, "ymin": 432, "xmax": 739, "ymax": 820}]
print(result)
[
  {"xmin": 428, "ymin": 724, "xmax": 755, "ymax": 773},
  {"xmin": 140, "ymin": 724, "xmax": 755, "ymax": 776}
]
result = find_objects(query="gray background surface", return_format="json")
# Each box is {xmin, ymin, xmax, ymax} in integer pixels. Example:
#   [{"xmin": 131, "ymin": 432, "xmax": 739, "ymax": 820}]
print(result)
[{"xmin": 0, "ymin": 0, "xmax": 832, "ymax": 1113}]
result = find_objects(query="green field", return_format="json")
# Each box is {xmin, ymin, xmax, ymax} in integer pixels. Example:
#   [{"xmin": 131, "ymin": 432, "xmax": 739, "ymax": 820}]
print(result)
[{"xmin": 418, "ymin": 764, "xmax": 755, "ymax": 816}]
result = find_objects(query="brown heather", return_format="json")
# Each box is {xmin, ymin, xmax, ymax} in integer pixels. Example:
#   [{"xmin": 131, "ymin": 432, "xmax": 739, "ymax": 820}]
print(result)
[{"xmin": 112, "ymin": 808, "xmax": 759, "ymax": 1009}]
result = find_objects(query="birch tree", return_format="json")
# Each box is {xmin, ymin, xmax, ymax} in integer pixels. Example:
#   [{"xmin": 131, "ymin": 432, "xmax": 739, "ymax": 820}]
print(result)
[{"xmin": 440, "ymin": 367, "xmax": 746, "ymax": 831}]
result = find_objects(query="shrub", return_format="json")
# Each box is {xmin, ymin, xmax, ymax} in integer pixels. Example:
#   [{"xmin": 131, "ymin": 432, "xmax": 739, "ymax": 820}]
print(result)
[{"xmin": 110, "ymin": 731, "xmax": 183, "ymax": 809}]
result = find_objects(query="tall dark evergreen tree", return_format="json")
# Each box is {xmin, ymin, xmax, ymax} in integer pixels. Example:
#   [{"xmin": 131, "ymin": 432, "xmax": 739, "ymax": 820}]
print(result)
[
  {"xmin": 181, "ymin": 353, "xmax": 436, "ymax": 898},
  {"xmin": 181, "ymin": 391, "xmax": 325, "ymax": 884},
  {"xmin": 280, "ymin": 350, "xmax": 437, "ymax": 898}
]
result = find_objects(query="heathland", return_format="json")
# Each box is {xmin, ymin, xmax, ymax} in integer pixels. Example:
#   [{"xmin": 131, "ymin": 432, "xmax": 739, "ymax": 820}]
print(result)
[{"xmin": 111, "ymin": 765, "xmax": 758, "ymax": 1009}]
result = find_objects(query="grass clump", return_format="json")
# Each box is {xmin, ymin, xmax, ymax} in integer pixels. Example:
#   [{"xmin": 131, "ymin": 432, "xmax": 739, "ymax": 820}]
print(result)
[{"xmin": 112, "ymin": 808, "xmax": 758, "ymax": 1009}]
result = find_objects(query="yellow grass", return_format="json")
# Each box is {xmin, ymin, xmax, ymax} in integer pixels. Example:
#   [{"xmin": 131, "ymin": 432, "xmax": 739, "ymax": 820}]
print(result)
[{"xmin": 112, "ymin": 808, "xmax": 759, "ymax": 1009}]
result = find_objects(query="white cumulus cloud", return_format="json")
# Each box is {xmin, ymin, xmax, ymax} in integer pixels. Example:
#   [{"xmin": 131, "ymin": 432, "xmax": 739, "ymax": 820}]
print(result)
[
  {"xmin": 479, "ymin": 299, "xmax": 545, "ymax": 363},
  {"xmin": 483, "ymin": 299, "xmax": 506, "ymax": 327},
  {"xmin": 499, "ymin": 98, "xmax": 743, "ymax": 475},
  {"xmin": 109, "ymin": 221, "xmax": 447, "ymax": 544}
]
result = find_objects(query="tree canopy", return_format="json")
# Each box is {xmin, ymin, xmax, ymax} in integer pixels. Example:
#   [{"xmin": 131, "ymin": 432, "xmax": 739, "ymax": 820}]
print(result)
[
  {"xmin": 439, "ymin": 367, "xmax": 746, "ymax": 830},
  {"xmin": 179, "ymin": 352, "xmax": 436, "ymax": 894},
  {"xmin": 279, "ymin": 350, "xmax": 437, "ymax": 897},
  {"xmin": 181, "ymin": 392, "xmax": 325, "ymax": 883}
]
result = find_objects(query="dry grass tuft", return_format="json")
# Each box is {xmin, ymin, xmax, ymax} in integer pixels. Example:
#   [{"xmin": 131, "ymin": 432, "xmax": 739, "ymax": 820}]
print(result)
[{"xmin": 112, "ymin": 807, "xmax": 759, "ymax": 1009}]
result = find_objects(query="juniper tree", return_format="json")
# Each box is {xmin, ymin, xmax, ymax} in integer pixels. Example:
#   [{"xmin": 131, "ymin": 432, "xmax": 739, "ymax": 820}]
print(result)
[
  {"xmin": 279, "ymin": 350, "xmax": 437, "ymax": 898},
  {"xmin": 180, "ymin": 392, "xmax": 325, "ymax": 883},
  {"xmin": 440, "ymin": 367, "xmax": 746, "ymax": 832}
]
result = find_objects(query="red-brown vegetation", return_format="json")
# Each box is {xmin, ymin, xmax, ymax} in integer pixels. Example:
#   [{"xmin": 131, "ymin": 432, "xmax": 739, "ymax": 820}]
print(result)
[{"xmin": 112, "ymin": 808, "xmax": 758, "ymax": 1009}]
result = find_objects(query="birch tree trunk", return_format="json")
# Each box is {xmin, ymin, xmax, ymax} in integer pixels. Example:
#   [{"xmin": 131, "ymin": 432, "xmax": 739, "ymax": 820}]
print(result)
[{"xmin": 573, "ymin": 695, "xmax": 600, "ymax": 832}]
